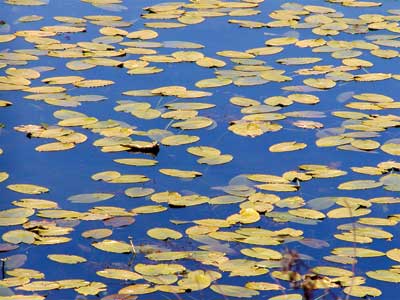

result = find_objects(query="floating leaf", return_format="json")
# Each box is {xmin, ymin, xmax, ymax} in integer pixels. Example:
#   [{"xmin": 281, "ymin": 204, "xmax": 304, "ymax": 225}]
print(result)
[
  {"xmin": 245, "ymin": 282, "xmax": 283, "ymax": 291},
  {"xmin": 195, "ymin": 78, "xmax": 232, "ymax": 88},
  {"xmin": 277, "ymin": 57, "xmax": 322, "ymax": 65},
  {"xmin": 197, "ymin": 155, "xmax": 233, "ymax": 165},
  {"xmin": 147, "ymin": 228, "xmax": 182, "ymax": 240},
  {"xmin": 178, "ymin": 270, "xmax": 212, "ymax": 291},
  {"xmin": 312, "ymin": 266, "xmax": 353, "ymax": 277},
  {"xmin": 269, "ymin": 141, "xmax": 307, "ymax": 153},
  {"xmin": 74, "ymin": 80, "xmax": 114, "ymax": 88},
  {"xmin": 241, "ymin": 247, "xmax": 282, "ymax": 260},
  {"xmin": 303, "ymin": 78, "xmax": 336, "ymax": 89},
  {"xmin": 16, "ymin": 281, "xmax": 60, "ymax": 291},
  {"xmin": 125, "ymin": 187, "xmax": 155, "ymax": 198},
  {"xmin": 172, "ymin": 117, "xmax": 213, "ymax": 130},
  {"xmin": 288, "ymin": 208, "xmax": 325, "ymax": 220},
  {"xmin": 343, "ymin": 286, "xmax": 381, "ymax": 297},
  {"xmin": 82, "ymin": 228, "xmax": 112, "ymax": 239},
  {"xmin": 332, "ymin": 247, "xmax": 385, "ymax": 258},
  {"xmin": 268, "ymin": 295, "xmax": 303, "ymax": 300},
  {"xmin": 210, "ymin": 284, "xmax": 259, "ymax": 298},
  {"xmin": 366, "ymin": 270, "xmax": 400, "ymax": 283},
  {"xmin": 47, "ymin": 254, "xmax": 86, "ymax": 264},
  {"xmin": 0, "ymin": 172, "xmax": 9, "ymax": 183},
  {"xmin": 381, "ymin": 143, "xmax": 400, "ymax": 155},
  {"xmin": 36, "ymin": 142, "xmax": 75, "ymax": 152},
  {"xmin": 2, "ymin": 230, "xmax": 36, "ymax": 244},
  {"xmin": 134, "ymin": 263, "xmax": 185, "ymax": 276},
  {"xmin": 338, "ymin": 180, "xmax": 382, "ymax": 190},
  {"xmin": 74, "ymin": 282, "xmax": 106, "ymax": 296},
  {"xmin": 351, "ymin": 139, "xmax": 380, "ymax": 150},
  {"xmin": 159, "ymin": 169, "xmax": 202, "ymax": 179},
  {"xmin": 161, "ymin": 134, "xmax": 200, "ymax": 146},
  {"xmin": 114, "ymin": 158, "xmax": 157, "ymax": 166},
  {"xmin": 7, "ymin": 184, "xmax": 49, "ymax": 195},
  {"xmin": 92, "ymin": 239, "xmax": 131, "ymax": 253},
  {"xmin": 96, "ymin": 269, "xmax": 142, "ymax": 281},
  {"xmin": 386, "ymin": 249, "xmax": 400, "ymax": 263},
  {"xmin": 118, "ymin": 284, "xmax": 156, "ymax": 295},
  {"xmin": 187, "ymin": 146, "xmax": 221, "ymax": 157}
]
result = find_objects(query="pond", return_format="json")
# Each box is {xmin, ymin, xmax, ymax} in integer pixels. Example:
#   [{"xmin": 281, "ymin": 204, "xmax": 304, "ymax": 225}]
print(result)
[{"xmin": 1, "ymin": 0, "xmax": 400, "ymax": 299}]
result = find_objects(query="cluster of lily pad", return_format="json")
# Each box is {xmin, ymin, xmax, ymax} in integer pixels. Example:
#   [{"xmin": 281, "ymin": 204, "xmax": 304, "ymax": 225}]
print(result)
[{"xmin": 3, "ymin": 0, "xmax": 400, "ymax": 299}]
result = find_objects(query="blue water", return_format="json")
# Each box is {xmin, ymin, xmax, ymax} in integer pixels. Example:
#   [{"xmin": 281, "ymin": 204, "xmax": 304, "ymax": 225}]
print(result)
[{"xmin": 2, "ymin": 0, "xmax": 400, "ymax": 299}]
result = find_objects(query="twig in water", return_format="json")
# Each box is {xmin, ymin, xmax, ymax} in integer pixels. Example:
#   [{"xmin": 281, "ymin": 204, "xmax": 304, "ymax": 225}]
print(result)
[
  {"xmin": 128, "ymin": 236, "xmax": 136, "ymax": 267},
  {"xmin": 1, "ymin": 258, "xmax": 6, "ymax": 279}
]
